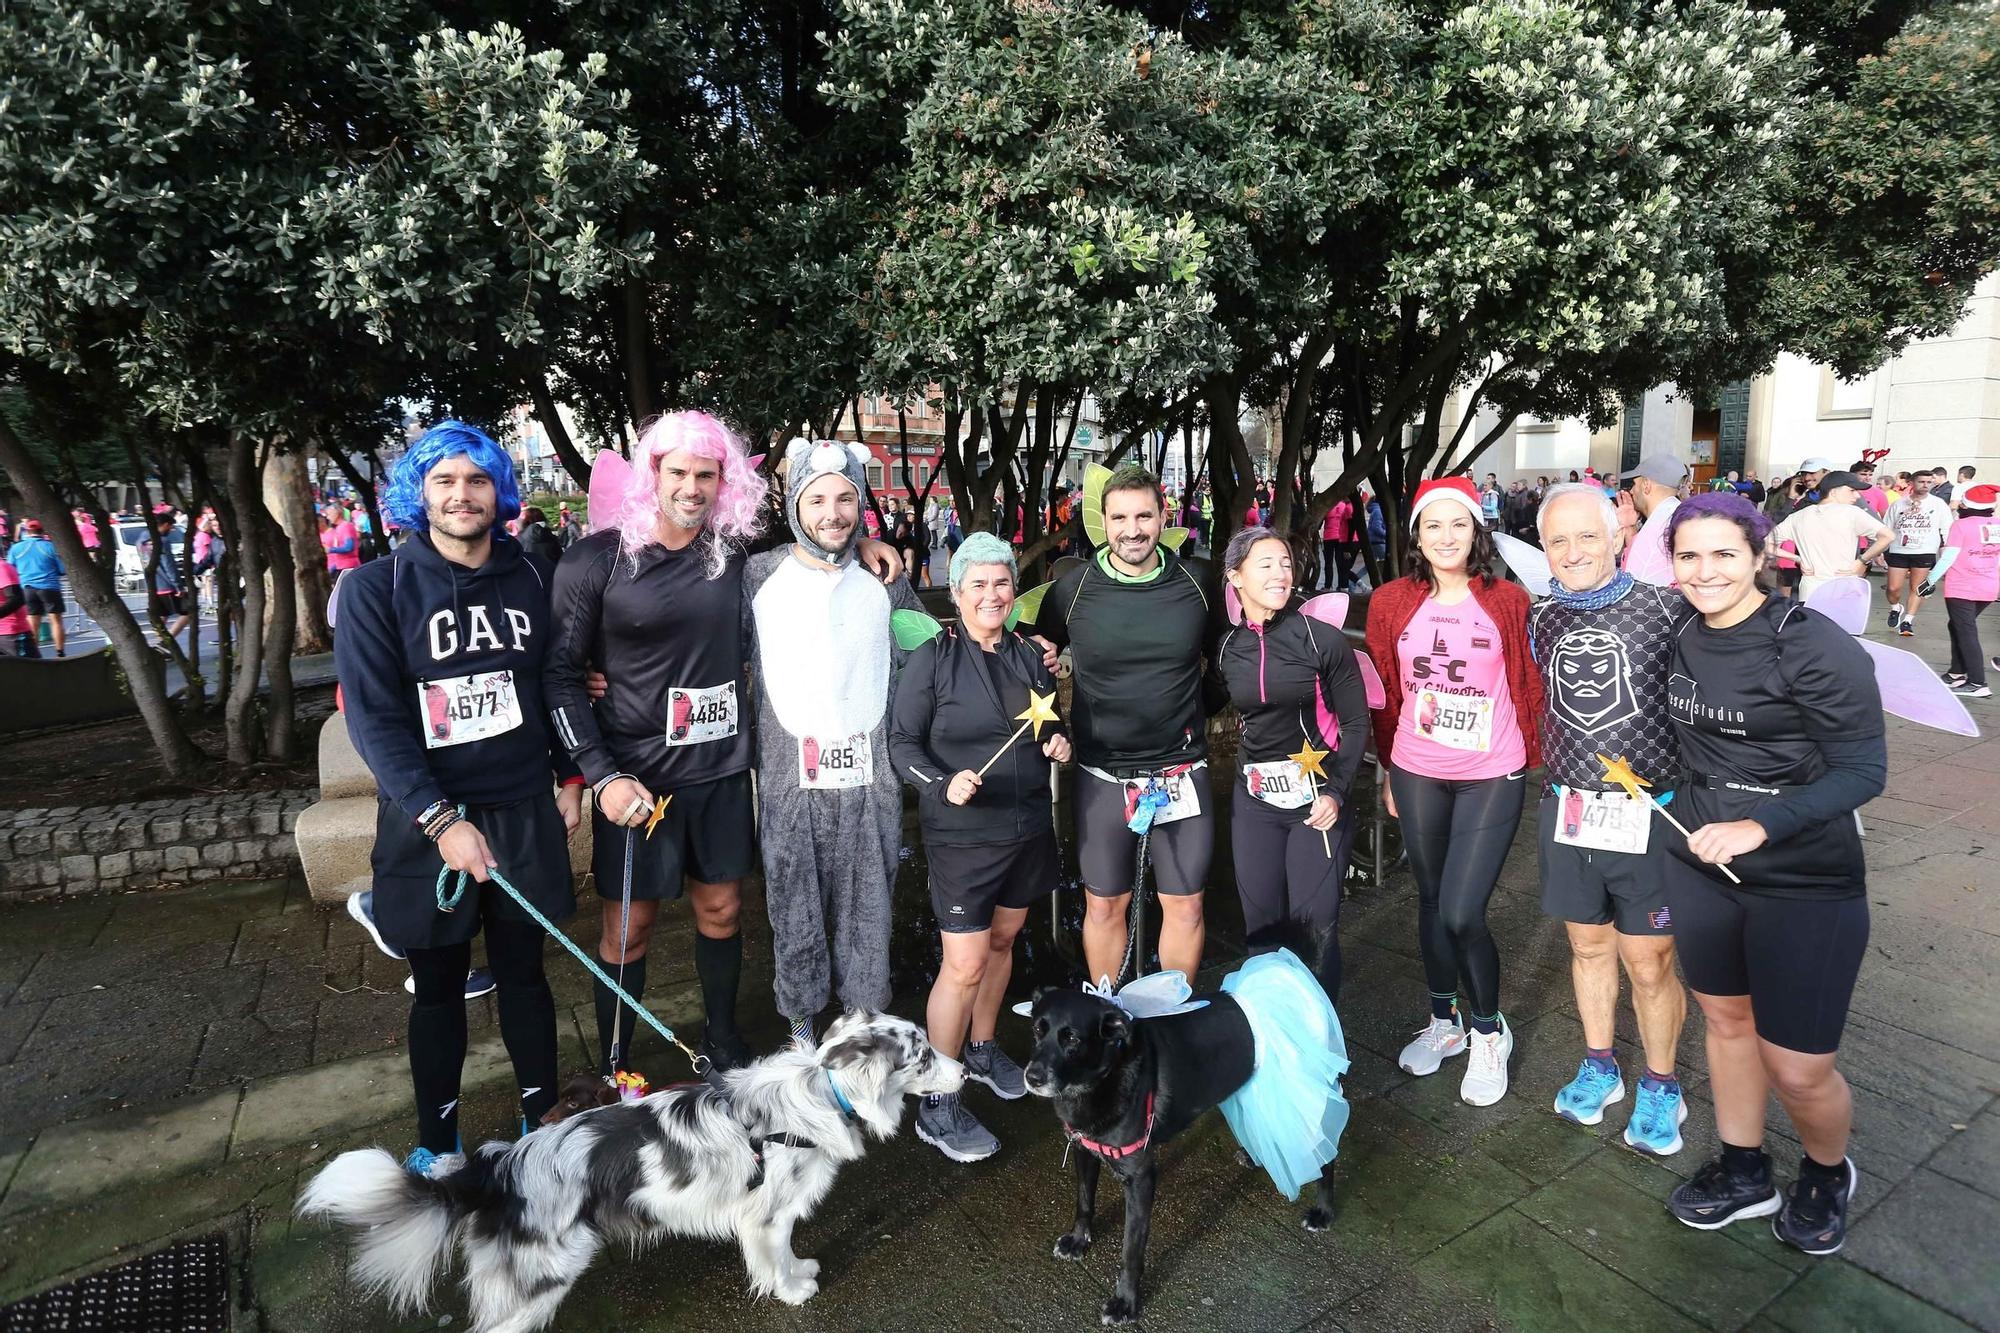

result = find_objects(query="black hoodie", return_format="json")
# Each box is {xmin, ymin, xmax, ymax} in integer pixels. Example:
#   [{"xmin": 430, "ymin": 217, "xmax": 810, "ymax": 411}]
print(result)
[{"xmin": 334, "ymin": 530, "xmax": 577, "ymax": 821}]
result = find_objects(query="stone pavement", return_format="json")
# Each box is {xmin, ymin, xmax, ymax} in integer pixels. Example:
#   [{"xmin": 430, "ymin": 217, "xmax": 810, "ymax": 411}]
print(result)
[{"xmin": 0, "ymin": 627, "xmax": 1995, "ymax": 1330}]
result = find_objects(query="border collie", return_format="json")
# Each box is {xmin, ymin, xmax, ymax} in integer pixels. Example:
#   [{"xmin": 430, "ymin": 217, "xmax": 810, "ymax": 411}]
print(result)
[{"xmin": 298, "ymin": 1012, "xmax": 961, "ymax": 1333}]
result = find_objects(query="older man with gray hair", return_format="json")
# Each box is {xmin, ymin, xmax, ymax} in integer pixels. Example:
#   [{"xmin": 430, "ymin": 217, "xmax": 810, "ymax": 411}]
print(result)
[
  {"xmin": 1528, "ymin": 482, "xmax": 1696, "ymax": 1159},
  {"xmin": 889, "ymin": 532, "xmax": 1072, "ymax": 1161}
]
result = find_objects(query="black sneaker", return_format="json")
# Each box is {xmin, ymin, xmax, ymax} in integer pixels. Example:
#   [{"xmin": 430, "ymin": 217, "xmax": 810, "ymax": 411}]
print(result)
[
  {"xmin": 1773, "ymin": 1157, "xmax": 1858, "ymax": 1255},
  {"xmin": 1899, "ymin": 620, "xmax": 1916, "ymax": 638},
  {"xmin": 1667, "ymin": 1155, "xmax": 1782, "ymax": 1230},
  {"xmin": 700, "ymin": 1030, "xmax": 754, "ymax": 1074},
  {"xmin": 1886, "ymin": 607, "xmax": 1901, "ymax": 630}
]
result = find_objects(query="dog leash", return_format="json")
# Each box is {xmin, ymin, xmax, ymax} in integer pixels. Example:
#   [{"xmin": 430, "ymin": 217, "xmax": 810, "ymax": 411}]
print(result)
[
  {"xmin": 434, "ymin": 821, "xmax": 709, "ymax": 1077},
  {"xmin": 609, "ymin": 824, "xmax": 635, "ymax": 1075}
]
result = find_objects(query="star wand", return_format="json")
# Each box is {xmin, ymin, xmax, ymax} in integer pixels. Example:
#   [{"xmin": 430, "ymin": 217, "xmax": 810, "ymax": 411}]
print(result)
[
  {"xmin": 974, "ymin": 690, "xmax": 1061, "ymax": 779},
  {"xmin": 1596, "ymin": 753, "xmax": 1741, "ymax": 885},
  {"xmin": 1290, "ymin": 737, "xmax": 1333, "ymax": 857}
]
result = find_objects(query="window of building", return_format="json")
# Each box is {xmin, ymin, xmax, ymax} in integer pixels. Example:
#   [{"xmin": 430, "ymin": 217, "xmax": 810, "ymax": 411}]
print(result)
[
  {"xmin": 1819, "ymin": 368, "xmax": 1874, "ymax": 420},
  {"xmin": 866, "ymin": 460, "xmax": 885, "ymax": 491}
]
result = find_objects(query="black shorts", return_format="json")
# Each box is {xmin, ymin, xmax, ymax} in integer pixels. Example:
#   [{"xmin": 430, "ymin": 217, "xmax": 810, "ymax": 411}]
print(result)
[
  {"xmin": 1886, "ymin": 552, "xmax": 1938, "ymax": 570},
  {"xmin": 1536, "ymin": 793, "xmax": 1672, "ymax": 935},
  {"xmin": 23, "ymin": 587, "xmax": 64, "ymax": 616},
  {"xmin": 1663, "ymin": 857, "xmax": 1868, "ymax": 1054},
  {"xmin": 592, "ymin": 770, "xmax": 755, "ymax": 901},
  {"xmin": 1076, "ymin": 765, "xmax": 1214, "ymax": 897},
  {"xmin": 927, "ymin": 834, "xmax": 1055, "ymax": 933},
  {"xmin": 151, "ymin": 590, "xmax": 188, "ymax": 618},
  {"xmin": 370, "ymin": 793, "xmax": 575, "ymax": 950}
]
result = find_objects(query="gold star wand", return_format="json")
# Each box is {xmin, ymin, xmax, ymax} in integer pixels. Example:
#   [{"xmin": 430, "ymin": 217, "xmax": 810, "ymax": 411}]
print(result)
[
  {"xmin": 644, "ymin": 795, "xmax": 671, "ymax": 840},
  {"xmin": 1290, "ymin": 736, "xmax": 1333, "ymax": 857},
  {"xmin": 1597, "ymin": 753, "xmax": 1740, "ymax": 885},
  {"xmin": 974, "ymin": 690, "xmax": 1061, "ymax": 779}
]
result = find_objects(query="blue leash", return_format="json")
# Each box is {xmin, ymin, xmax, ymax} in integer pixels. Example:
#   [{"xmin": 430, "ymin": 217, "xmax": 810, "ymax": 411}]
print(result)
[{"xmin": 434, "ymin": 830, "xmax": 707, "ymax": 1075}]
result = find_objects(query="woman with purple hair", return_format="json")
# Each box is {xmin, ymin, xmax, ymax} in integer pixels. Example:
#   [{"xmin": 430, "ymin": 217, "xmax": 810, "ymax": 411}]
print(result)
[
  {"xmin": 1658, "ymin": 491, "xmax": 1884, "ymax": 1257},
  {"xmin": 544, "ymin": 412, "xmax": 903, "ymax": 1079}
]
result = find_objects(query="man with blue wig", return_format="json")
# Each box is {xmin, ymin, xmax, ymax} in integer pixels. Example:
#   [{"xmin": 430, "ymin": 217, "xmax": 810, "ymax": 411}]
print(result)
[{"xmin": 333, "ymin": 421, "xmax": 585, "ymax": 1177}]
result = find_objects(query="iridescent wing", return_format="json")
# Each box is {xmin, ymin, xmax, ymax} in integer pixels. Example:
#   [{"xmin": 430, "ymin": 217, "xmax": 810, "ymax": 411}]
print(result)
[
  {"xmin": 1005, "ymin": 580, "xmax": 1054, "ymax": 630},
  {"xmin": 1492, "ymin": 531, "xmax": 1552, "ymax": 597},
  {"xmin": 1353, "ymin": 649, "xmax": 1387, "ymax": 710},
  {"xmin": 1298, "ymin": 592, "xmax": 1350, "ymax": 629},
  {"xmin": 1803, "ymin": 575, "xmax": 1870, "ymax": 634},
  {"xmin": 890, "ymin": 609, "xmax": 945, "ymax": 651},
  {"xmin": 1858, "ymin": 638, "xmax": 1979, "ymax": 737},
  {"xmin": 1081, "ymin": 462, "xmax": 1112, "ymax": 549},
  {"xmin": 587, "ymin": 449, "xmax": 634, "ymax": 529},
  {"xmin": 1159, "ymin": 526, "xmax": 1190, "ymax": 551},
  {"xmin": 1224, "ymin": 582, "xmax": 1243, "ymax": 625}
]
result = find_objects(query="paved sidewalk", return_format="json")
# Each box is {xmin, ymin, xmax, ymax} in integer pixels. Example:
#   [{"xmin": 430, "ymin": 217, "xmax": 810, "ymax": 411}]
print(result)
[{"xmin": 0, "ymin": 624, "xmax": 1994, "ymax": 1330}]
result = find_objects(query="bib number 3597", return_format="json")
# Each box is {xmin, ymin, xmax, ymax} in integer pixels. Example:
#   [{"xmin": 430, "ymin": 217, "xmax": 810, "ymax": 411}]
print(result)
[{"xmin": 799, "ymin": 732, "xmax": 872, "ymax": 789}]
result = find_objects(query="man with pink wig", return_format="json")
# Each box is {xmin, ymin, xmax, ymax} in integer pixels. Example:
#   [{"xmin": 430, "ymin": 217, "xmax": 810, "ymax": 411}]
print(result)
[{"xmin": 545, "ymin": 411, "xmax": 775, "ymax": 1077}]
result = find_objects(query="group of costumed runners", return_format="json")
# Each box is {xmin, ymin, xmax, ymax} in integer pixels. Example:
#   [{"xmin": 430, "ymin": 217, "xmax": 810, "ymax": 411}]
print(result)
[{"xmin": 335, "ymin": 409, "xmax": 1952, "ymax": 1288}]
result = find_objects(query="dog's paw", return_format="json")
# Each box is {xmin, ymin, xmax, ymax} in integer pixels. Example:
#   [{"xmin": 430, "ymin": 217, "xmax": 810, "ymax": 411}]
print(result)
[
  {"xmin": 1302, "ymin": 1203, "xmax": 1333, "ymax": 1232},
  {"xmin": 1053, "ymin": 1231, "xmax": 1092, "ymax": 1261},
  {"xmin": 774, "ymin": 1277, "xmax": 820, "ymax": 1306},
  {"xmin": 792, "ymin": 1258, "xmax": 820, "ymax": 1280},
  {"xmin": 1100, "ymin": 1292, "xmax": 1141, "ymax": 1325}
]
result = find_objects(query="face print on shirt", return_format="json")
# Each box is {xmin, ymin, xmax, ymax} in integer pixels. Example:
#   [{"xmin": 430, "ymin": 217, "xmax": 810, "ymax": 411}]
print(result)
[{"xmin": 1548, "ymin": 627, "xmax": 1640, "ymax": 736}]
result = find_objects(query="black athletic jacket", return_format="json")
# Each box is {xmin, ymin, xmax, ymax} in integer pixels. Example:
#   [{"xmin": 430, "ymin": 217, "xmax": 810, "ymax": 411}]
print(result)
[
  {"xmin": 1034, "ymin": 549, "xmax": 1215, "ymax": 775},
  {"xmin": 1214, "ymin": 601, "xmax": 1370, "ymax": 801},
  {"xmin": 544, "ymin": 529, "xmax": 752, "ymax": 790},
  {"xmin": 334, "ymin": 531, "xmax": 578, "ymax": 821},
  {"xmin": 889, "ymin": 627, "xmax": 1065, "ymax": 845}
]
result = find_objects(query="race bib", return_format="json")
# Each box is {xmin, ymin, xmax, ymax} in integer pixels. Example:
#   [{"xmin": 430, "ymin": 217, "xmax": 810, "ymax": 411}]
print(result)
[
  {"xmin": 799, "ymin": 732, "xmax": 872, "ymax": 789},
  {"xmin": 1415, "ymin": 687, "xmax": 1494, "ymax": 752},
  {"xmin": 1124, "ymin": 769, "xmax": 1202, "ymax": 831},
  {"xmin": 1243, "ymin": 760, "xmax": 1312, "ymax": 810},
  {"xmin": 665, "ymin": 681, "xmax": 738, "ymax": 747},
  {"xmin": 1552, "ymin": 786, "xmax": 1652, "ymax": 855},
  {"xmin": 419, "ymin": 671, "xmax": 522, "ymax": 750}
]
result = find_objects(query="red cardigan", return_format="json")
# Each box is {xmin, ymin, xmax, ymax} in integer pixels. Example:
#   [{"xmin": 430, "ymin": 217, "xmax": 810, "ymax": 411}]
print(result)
[{"xmin": 1363, "ymin": 574, "xmax": 1545, "ymax": 771}]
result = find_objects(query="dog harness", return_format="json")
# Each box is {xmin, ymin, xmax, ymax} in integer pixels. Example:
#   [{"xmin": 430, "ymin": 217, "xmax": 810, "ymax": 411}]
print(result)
[{"xmin": 1064, "ymin": 1091, "xmax": 1157, "ymax": 1161}]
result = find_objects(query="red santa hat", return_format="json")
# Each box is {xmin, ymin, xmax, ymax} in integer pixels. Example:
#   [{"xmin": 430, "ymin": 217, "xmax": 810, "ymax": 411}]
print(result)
[{"xmin": 1406, "ymin": 477, "xmax": 1485, "ymax": 530}]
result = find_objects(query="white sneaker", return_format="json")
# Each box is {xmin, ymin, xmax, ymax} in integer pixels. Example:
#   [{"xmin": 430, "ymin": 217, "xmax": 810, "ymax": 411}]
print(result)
[
  {"xmin": 1398, "ymin": 1015, "xmax": 1469, "ymax": 1076},
  {"xmin": 1459, "ymin": 1018, "xmax": 1513, "ymax": 1106}
]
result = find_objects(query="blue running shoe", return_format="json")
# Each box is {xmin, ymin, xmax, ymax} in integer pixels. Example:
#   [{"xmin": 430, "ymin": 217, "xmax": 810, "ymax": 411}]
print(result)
[
  {"xmin": 402, "ymin": 966, "xmax": 497, "ymax": 1000},
  {"xmin": 1553, "ymin": 1059, "xmax": 1625, "ymax": 1125},
  {"xmin": 1623, "ymin": 1080, "xmax": 1688, "ymax": 1156}
]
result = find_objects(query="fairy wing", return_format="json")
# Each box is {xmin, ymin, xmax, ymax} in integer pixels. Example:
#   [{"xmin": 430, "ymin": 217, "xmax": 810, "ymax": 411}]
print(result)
[
  {"xmin": 1857, "ymin": 639, "xmax": 1979, "ymax": 737},
  {"xmin": 1298, "ymin": 592, "xmax": 1350, "ymax": 630},
  {"xmin": 1159, "ymin": 527, "xmax": 1190, "ymax": 551},
  {"xmin": 1353, "ymin": 648, "xmax": 1387, "ymax": 709},
  {"xmin": 890, "ymin": 609, "xmax": 945, "ymax": 651},
  {"xmin": 1081, "ymin": 462, "xmax": 1112, "ymax": 549},
  {"xmin": 1803, "ymin": 575, "xmax": 1870, "ymax": 635},
  {"xmin": 1492, "ymin": 531, "xmax": 1552, "ymax": 597},
  {"xmin": 1005, "ymin": 580, "xmax": 1054, "ymax": 631},
  {"xmin": 1224, "ymin": 582, "xmax": 1243, "ymax": 625},
  {"xmin": 587, "ymin": 449, "xmax": 634, "ymax": 529}
]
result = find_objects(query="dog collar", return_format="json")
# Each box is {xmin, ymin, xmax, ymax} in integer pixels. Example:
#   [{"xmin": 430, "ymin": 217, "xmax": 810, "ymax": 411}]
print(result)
[
  {"xmin": 1064, "ymin": 1091, "xmax": 1156, "ymax": 1161},
  {"xmin": 825, "ymin": 1069, "xmax": 857, "ymax": 1119}
]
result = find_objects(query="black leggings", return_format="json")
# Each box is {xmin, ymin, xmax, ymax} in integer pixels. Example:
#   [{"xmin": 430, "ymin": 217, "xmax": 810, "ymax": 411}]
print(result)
[
  {"xmin": 1389, "ymin": 766, "xmax": 1525, "ymax": 1020},
  {"xmin": 1231, "ymin": 786, "xmax": 1355, "ymax": 1001},
  {"xmin": 406, "ymin": 915, "xmax": 558, "ymax": 1152},
  {"xmin": 1946, "ymin": 597, "xmax": 1991, "ymax": 686}
]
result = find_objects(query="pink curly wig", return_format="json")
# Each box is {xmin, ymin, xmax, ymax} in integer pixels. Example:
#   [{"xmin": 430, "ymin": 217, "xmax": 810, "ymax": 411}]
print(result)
[{"xmin": 614, "ymin": 411, "xmax": 768, "ymax": 578}]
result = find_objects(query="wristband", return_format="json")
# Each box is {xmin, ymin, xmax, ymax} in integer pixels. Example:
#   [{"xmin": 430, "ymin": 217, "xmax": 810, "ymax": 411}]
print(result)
[
  {"xmin": 592, "ymin": 772, "xmax": 636, "ymax": 801},
  {"xmin": 560, "ymin": 775, "xmax": 587, "ymax": 788},
  {"xmin": 415, "ymin": 798, "xmax": 453, "ymax": 831},
  {"xmin": 425, "ymin": 811, "xmax": 463, "ymax": 843}
]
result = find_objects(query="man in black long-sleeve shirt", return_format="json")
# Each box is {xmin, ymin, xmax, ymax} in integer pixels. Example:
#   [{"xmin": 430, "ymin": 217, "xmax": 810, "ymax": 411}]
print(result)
[{"xmin": 333, "ymin": 422, "xmax": 581, "ymax": 1175}]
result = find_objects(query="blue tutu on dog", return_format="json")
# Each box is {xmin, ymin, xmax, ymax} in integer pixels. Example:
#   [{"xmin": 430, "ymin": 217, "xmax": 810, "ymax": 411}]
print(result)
[{"xmin": 1217, "ymin": 949, "xmax": 1350, "ymax": 1200}]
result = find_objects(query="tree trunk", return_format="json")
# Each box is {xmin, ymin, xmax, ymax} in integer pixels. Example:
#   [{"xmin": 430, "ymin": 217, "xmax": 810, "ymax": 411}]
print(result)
[
  {"xmin": 0, "ymin": 415, "xmax": 203, "ymax": 777},
  {"xmin": 264, "ymin": 448, "xmax": 332, "ymax": 654},
  {"xmin": 622, "ymin": 279, "xmax": 658, "ymax": 429},
  {"xmin": 224, "ymin": 432, "xmax": 268, "ymax": 765},
  {"xmin": 261, "ymin": 496, "xmax": 299, "ymax": 762},
  {"xmin": 530, "ymin": 368, "xmax": 593, "ymax": 488}
]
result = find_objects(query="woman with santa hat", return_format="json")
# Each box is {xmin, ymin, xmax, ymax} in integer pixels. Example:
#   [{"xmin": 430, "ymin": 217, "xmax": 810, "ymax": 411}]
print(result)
[{"xmin": 1363, "ymin": 477, "xmax": 1544, "ymax": 1108}]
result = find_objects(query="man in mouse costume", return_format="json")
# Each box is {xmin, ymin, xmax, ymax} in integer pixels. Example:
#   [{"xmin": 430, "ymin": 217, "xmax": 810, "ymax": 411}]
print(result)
[{"xmin": 748, "ymin": 438, "xmax": 924, "ymax": 1044}]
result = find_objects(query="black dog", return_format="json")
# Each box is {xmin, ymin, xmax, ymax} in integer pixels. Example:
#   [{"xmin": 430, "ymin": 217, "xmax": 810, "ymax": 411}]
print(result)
[{"xmin": 1023, "ymin": 986, "xmax": 1337, "ymax": 1325}]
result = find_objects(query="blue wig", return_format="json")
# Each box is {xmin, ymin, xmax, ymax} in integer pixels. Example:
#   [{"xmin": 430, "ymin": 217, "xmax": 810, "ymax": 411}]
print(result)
[{"xmin": 384, "ymin": 421, "xmax": 521, "ymax": 530}]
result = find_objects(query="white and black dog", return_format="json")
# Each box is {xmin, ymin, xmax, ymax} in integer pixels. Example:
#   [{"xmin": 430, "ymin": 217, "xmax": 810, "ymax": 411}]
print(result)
[{"xmin": 298, "ymin": 1012, "xmax": 961, "ymax": 1333}]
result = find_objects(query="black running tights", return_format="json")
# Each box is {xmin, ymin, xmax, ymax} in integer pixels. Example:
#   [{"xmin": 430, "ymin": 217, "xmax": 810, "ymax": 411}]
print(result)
[
  {"xmin": 1231, "ymin": 785, "xmax": 1355, "ymax": 1002},
  {"xmin": 406, "ymin": 917, "xmax": 558, "ymax": 1152},
  {"xmin": 1388, "ymin": 766, "xmax": 1525, "ymax": 1021}
]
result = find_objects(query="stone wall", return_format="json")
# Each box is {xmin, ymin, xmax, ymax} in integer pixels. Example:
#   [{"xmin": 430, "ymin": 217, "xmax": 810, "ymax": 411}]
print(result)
[{"xmin": 0, "ymin": 789, "xmax": 316, "ymax": 900}]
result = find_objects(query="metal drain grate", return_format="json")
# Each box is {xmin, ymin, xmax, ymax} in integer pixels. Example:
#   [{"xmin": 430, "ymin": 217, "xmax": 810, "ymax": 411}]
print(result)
[{"xmin": 1, "ymin": 1233, "xmax": 229, "ymax": 1332}]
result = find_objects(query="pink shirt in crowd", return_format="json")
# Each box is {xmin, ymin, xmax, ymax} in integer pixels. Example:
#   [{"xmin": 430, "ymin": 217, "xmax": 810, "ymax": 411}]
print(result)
[
  {"xmin": 322, "ymin": 520, "xmax": 362, "ymax": 572},
  {"xmin": 1391, "ymin": 595, "xmax": 1527, "ymax": 780},
  {"xmin": 1322, "ymin": 500, "xmax": 1354, "ymax": 542},
  {"xmin": 0, "ymin": 561, "xmax": 28, "ymax": 636},
  {"xmin": 1942, "ymin": 514, "xmax": 2000, "ymax": 601}
]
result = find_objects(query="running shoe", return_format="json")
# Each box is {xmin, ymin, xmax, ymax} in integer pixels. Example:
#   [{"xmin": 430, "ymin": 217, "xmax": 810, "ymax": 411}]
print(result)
[
  {"xmin": 1773, "ymin": 1157, "xmax": 1858, "ymax": 1256},
  {"xmin": 1460, "ymin": 1017, "xmax": 1513, "ymax": 1107},
  {"xmin": 700, "ymin": 1030, "xmax": 755, "ymax": 1073},
  {"xmin": 1397, "ymin": 1015, "xmax": 1468, "ymax": 1076},
  {"xmin": 1943, "ymin": 671, "xmax": 1968, "ymax": 687},
  {"xmin": 1899, "ymin": 619, "xmax": 1916, "ymax": 638},
  {"xmin": 1953, "ymin": 683, "xmax": 1993, "ymax": 698},
  {"xmin": 1667, "ymin": 1155, "xmax": 1782, "ymax": 1230},
  {"xmin": 403, "ymin": 1146, "xmax": 465, "ymax": 1180},
  {"xmin": 963, "ymin": 1040, "xmax": 1027, "ymax": 1100},
  {"xmin": 1886, "ymin": 607, "xmax": 1902, "ymax": 630},
  {"xmin": 1552, "ymin": 1060, "xmax": 1624, "ymax": 1125},
  {"xmin": 914, "ymin": 1094, "xmax": 1000, "ymax": 1163},
  {"xmin": 346, "ymin": 889, "xmax": 405, "ymax": 960},
  {"xmin": 1623, "ymin": 1081, "xmax": 1688, "ymax": 1156},
  {"xmin": 402, "ymin": 966, "xmax": 497, "ymax": 1000}
]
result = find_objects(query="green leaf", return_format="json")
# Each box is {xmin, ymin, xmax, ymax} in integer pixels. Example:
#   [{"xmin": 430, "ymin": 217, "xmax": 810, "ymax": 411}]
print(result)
[{"xmin": 891, "ymin": 608, "xmax": 945, "ymax": 651}]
